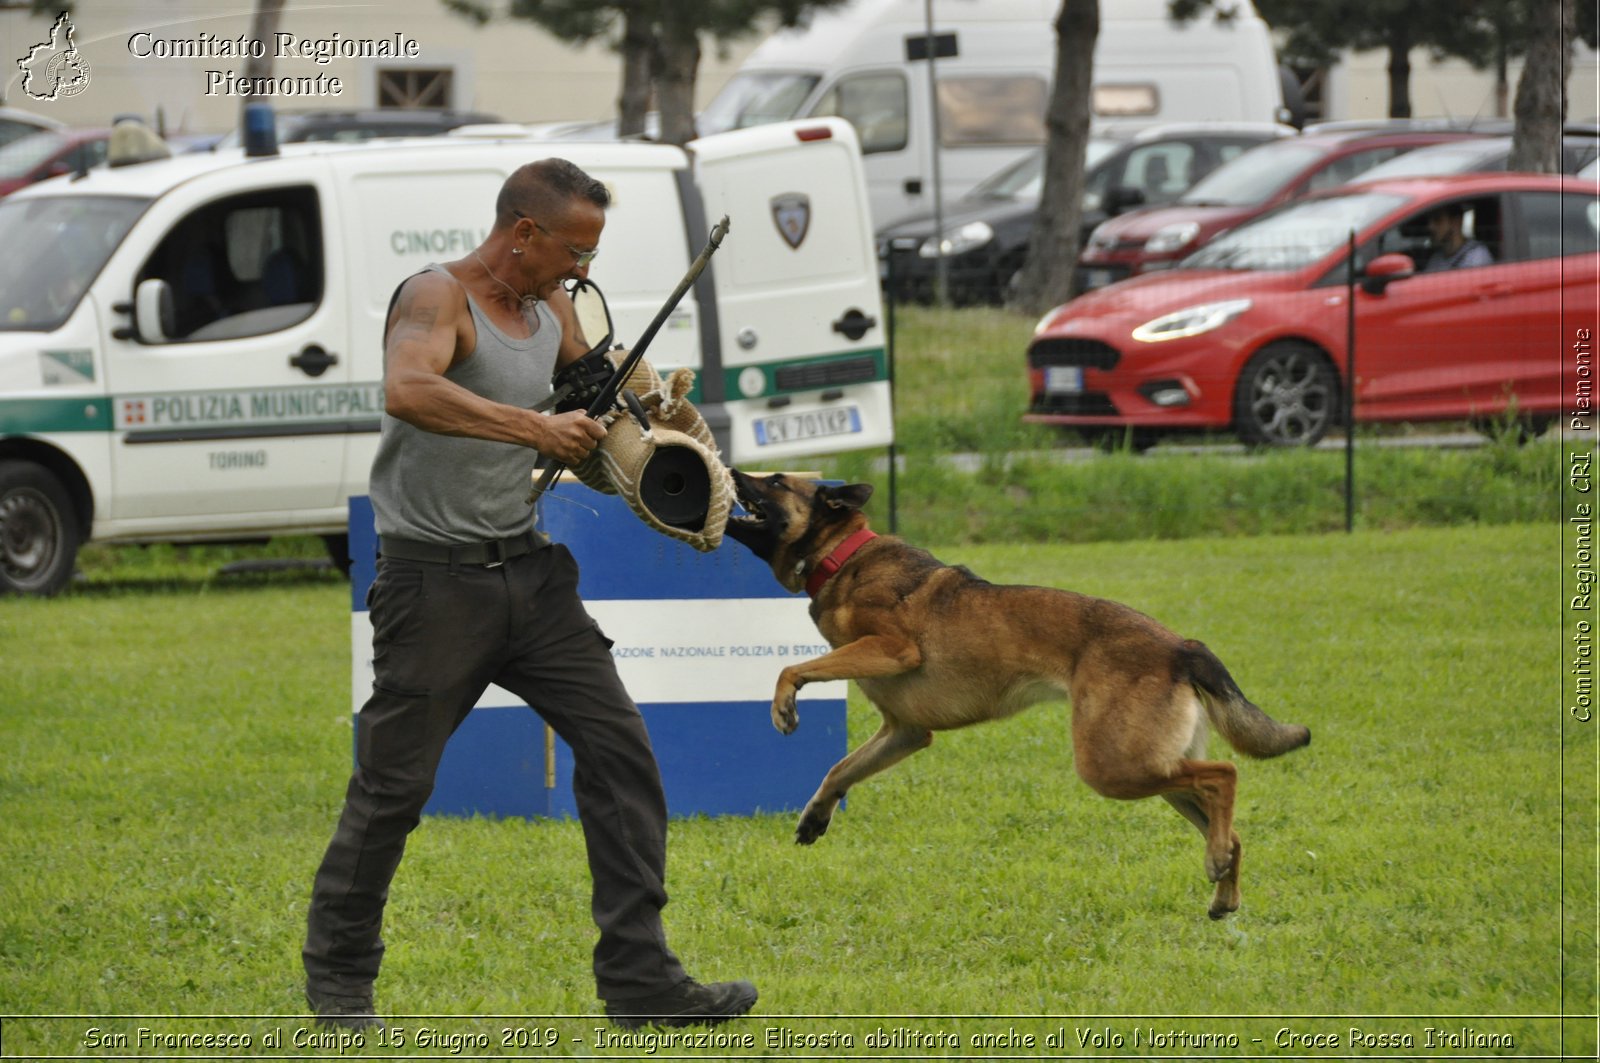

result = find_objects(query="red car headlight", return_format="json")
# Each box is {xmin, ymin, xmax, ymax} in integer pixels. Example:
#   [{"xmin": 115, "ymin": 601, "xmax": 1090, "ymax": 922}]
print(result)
[{"xmin": 1131, "ymin": 298, "xmax": 1252, "ymax": 342}]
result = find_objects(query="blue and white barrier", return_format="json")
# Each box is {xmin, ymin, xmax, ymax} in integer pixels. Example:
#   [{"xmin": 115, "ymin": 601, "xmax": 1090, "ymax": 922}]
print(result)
[{"xmin": 349, "ymin": 483, "xmax": 848, "ymax": 819}]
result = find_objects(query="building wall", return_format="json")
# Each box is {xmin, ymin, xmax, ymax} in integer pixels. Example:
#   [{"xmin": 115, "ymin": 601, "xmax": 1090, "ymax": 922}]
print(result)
[
  {"xmin": 1322, "ymin": 43, "xmax": 1599, "ymax": 123},
  {"xmin": 1, "ymin": 2, "xmax": 764, "ymax": 134}
]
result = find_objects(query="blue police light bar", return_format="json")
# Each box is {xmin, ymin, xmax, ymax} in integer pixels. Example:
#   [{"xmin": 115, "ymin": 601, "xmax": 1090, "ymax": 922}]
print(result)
[{"xmin": 243, "ymin": 103, "xmax": 279, "ymax": 157}]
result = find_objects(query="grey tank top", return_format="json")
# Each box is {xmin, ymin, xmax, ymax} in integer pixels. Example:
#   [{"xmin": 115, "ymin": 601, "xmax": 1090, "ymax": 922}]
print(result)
[{"xmin": 370, "ymin": 263, "xmax": 559, "ymax": 544}]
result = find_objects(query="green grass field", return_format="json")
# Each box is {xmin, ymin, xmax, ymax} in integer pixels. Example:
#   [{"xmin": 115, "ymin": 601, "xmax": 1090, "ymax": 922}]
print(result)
[
  {"xmin": 1, "ymin": 523, "xmax": 1591, "ymax": 1058},
  {"xmin": 817, "ymin": 305, "xmax": 1565, "ymax": 545}
]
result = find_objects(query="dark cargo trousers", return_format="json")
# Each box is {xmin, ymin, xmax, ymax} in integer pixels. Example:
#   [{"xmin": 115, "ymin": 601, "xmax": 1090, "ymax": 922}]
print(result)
[{"xmin": 303, "ymin": 544, "xmax": 687, "ymax": 1001}]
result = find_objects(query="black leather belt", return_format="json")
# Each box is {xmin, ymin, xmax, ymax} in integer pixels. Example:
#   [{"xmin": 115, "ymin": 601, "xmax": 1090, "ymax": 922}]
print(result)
[{"xmin": 378, "ymin": 530, "xmax": 546, "ymax": 567}]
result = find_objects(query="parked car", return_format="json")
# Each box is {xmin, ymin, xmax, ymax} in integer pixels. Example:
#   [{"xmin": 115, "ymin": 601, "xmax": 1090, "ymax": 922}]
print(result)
[
  {"xmin": 878, "ymin": 122, "xmax": 1292, "ymax": 304},
  {"xmin": 1351, "ymin": 134, "xmax": 1600, "ymax": 181},
  {"xmin": 0, "ymin": 107, "xmax": 63, "ymax": 150},
  {"xmin": 1026, "ymin": 173, "xmax": 1598, "ymax": 448},
  {"xmin": 0, "ymin": 128, "xmax": 111, "ymax": 197},
  {"xmin": 214, "ymin": 108, "xmax": 500, "ymax": 148},
  {"xmin": 1073, "ymin": 127, "xmax": 1486, "ymax": 293}
]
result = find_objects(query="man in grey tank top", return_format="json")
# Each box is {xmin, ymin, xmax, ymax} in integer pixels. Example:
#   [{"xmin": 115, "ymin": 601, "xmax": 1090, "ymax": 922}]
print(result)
[{"xmin": 302, "ymin": 159, "xmax": 756, "ymax": 1030}]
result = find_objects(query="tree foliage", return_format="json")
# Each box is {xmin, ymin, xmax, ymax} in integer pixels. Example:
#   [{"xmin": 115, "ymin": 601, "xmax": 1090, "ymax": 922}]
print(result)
[
  {"xmin": 1170, "ymin": 0, "xmax": 1596, "ymax": 118},
  {"xmin": 444, "ymin": 0, "xmax": 850, "ymax": 144}
]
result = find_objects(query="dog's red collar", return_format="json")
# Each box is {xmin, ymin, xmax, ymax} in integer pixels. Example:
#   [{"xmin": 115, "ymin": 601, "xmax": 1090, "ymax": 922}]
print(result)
[{"xmin": 805, "ymin": 528, "xmax": 878, "ymax": 599}]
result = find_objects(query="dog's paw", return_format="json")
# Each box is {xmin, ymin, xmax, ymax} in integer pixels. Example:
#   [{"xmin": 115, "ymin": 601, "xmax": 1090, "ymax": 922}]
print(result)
[
  {"xmin": 1207, "ymin": 887, "xmax": 1240, "ymax": 920},
  {"xmin": 794, "ymin": 809, "xmax": 831, "ymax": 845},
  {"xmin": 771, "ymin": 690, "xmax": 799, "ymax": 735}
]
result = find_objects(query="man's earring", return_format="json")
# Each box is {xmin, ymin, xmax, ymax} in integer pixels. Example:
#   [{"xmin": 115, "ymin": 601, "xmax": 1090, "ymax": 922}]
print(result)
[{"xmin": 512, "ymin": 247, "xmax": 523, "ymax": 256}]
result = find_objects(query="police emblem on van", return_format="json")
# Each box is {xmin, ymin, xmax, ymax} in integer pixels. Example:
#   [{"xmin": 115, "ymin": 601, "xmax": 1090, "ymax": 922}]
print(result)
[{"xmin": 771, "ymin": 193, "xmax": 810, "ymax": 249}]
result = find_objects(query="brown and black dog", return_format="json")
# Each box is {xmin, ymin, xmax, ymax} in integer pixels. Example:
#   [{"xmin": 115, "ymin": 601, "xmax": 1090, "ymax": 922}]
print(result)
[{"xmin": 724, "ymin": 470, "xmax": 1310, "ymax": 919}]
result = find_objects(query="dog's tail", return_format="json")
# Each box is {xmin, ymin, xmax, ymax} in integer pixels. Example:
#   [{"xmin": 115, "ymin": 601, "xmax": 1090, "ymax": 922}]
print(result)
[{"xmin": 1179, "ymin": 639, "xmax": 1310, "ymax": 758}]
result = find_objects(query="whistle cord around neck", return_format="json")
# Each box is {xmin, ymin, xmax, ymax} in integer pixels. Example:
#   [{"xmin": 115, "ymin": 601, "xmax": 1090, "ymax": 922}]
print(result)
[{"xmin": 473, "ymin": 250, "xmax": 540, "ymax": 314}]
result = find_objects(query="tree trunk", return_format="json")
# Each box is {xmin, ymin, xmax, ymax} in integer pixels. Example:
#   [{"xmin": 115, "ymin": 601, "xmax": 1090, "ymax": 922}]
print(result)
[
  {"xmin": 617, "ymin": 7, "xmax": 655, "ymax": 138},
  {"xmin": 1494, "ymin": 39, "xmax": 1509, "ymax": 118},
  {"xmin": 1508, "ymin": 0, "xmax": 1573, "ymax": 174},
  {"xmin": 242, "ymin": 0, "xmax": 287, "ymax": 81},
  {"xmin": 1386, "ymin": 27, "xmax": 1412, "ymax": 118},
  {"xmin": 656, "ymin": 3, "xmax": 701, "ymax": 146},
  {"xmin": 1012, "ymin": 0, "xmax": 1098, "ymax": 317}
]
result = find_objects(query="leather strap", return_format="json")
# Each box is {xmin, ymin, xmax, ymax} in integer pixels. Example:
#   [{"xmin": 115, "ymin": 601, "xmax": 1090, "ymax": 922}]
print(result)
[
  {"xmin": 378, "ymin": 529, "xmax": 546, "ymax": 567},
  {"xmin": 805, "ymin": 528, "xmax": 878, "ymax": 599}
]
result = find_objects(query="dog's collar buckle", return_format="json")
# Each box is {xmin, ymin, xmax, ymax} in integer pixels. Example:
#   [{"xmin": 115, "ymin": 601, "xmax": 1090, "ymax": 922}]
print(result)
[{"xmin": 805, "ymin": 527, "xmax": 878, "ymax": 598}]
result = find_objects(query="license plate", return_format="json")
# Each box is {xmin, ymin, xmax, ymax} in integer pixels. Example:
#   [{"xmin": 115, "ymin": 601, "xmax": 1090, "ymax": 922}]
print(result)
[
  {"xmin": 754, "ymin": 406, "xmax": 862, "ymax": 446},
  {"xmin": 1045, "ymin": 366, "xmax": 1084, "ymax": 394},
  {"xmin": 1083, "ymin": 269, "xmax": 1114, "ymax": 289}
]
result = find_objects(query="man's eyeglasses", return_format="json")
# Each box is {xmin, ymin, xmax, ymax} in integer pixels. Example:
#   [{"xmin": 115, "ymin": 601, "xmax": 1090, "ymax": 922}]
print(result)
[{"xmin": 514, "ymin": 210, "xmax": 598, "ymax": 268}]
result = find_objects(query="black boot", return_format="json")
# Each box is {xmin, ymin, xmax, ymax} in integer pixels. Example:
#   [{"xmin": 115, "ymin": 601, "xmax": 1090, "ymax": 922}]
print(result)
[{"xmin": 603, "ymin": 978, "xmax": 758, "ymax": 1029}]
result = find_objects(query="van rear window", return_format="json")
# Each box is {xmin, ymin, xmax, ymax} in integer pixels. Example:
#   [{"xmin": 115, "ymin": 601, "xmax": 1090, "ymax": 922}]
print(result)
[{"xmin": 936, "ymin": 76, "xmax": 1047, "ymax": 147}]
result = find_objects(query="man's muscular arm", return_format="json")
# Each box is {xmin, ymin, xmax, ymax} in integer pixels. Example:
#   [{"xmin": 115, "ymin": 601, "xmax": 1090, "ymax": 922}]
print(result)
[{"xmin": 382, "ymin": 272, "xmax": 605, "ymax": 465}]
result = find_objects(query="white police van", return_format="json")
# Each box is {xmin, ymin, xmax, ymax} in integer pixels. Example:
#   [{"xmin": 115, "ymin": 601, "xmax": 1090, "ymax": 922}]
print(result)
[
  {"xmin": 0, "ymin": 117, "xmax": 889, "ymax": 594},
  {"xmin": 698, "ymin": 0, "xmax": 1285, "ymax": 227}
]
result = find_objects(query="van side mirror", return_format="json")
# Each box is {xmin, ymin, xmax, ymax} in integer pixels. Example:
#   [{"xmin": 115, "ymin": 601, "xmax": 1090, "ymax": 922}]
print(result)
[
  {"xmin": 1360, "ymin": 252, "xmax": 1414, "ymax": 295},
  {"xmin": 134, "ymin": 278, "xmax": 175, "ymax": 343}
]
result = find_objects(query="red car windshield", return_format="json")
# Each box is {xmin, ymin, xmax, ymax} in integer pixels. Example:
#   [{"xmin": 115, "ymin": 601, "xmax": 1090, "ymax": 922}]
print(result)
[
  {"xmin": 1177, "ymin": 140, "xmax": 1327, "ymax": 207},
  {"xmin": 1183, "ymin": 190, "xmax": 1408, "ymax": 272},
  {"xmin": 0, "ymin": 131, "xmax": 70, "ymax": 180}
]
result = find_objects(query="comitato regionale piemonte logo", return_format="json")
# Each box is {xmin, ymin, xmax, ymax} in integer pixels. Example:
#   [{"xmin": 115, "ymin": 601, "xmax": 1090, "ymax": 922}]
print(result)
[{"xmin": 17, "ymin": 11, "xmax": 93, "ymax": 102}]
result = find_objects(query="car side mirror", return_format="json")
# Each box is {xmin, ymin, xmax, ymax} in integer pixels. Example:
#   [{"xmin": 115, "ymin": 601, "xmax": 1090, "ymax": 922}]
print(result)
[
  {"xmin": 134, "ymin": 277, "xmax": 175, "ymax": 343},
  {"xmin": 1360, "ymin": 252, "xmax": 1415, "ymax": 295},
  {"xmin": 1105, "ymin": 185, "xmax": 1146, "ymax": 214}
]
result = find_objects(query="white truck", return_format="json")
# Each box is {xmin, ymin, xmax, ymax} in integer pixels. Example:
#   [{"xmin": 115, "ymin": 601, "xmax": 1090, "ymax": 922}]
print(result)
[
  {"xmin": 697, "ymin": 0, "xmax": 1286, "ymax": 227},
  {"xmin": 0, "ymin": 117, "xmax": 889, "ymax": 594}
]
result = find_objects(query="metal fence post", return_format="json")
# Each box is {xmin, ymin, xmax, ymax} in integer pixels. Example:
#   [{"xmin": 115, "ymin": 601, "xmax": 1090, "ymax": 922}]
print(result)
[{"xmin": 1345, "ymin": 228, "xmax": 1357, "ymax": 533}]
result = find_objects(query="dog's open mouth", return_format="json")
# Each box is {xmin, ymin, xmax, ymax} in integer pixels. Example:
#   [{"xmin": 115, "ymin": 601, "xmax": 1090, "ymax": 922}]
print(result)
[{"xmin": 729, "ymin": 479, "xmax": 766, "ymax": 527}]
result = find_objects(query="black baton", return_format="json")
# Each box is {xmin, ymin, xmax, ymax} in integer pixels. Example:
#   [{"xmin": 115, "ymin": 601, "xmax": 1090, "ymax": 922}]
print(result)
[{"xmin": 527, "ymin": 215, "xmax": 731, "ymax": 506}]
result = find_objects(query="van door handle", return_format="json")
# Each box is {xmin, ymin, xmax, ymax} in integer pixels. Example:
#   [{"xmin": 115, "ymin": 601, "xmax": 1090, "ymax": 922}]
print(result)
[
  {"xmin": 831, "ymin": 308, "xmax": 878, "ymax": 341},
  {"xmin": 289, "ymin": 344, "xmax": 338, "ymax": 377}
]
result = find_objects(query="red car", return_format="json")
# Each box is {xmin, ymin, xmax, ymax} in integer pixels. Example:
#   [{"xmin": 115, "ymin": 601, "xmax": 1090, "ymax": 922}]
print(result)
[
  {"xmin": 1026, "ymin": 173, "xmax": 1598, "ymax": 447},
  {"xmin": 1074, "ymin": 128, "xmax": 1486, "ymax": 293},
  {"xmin": 0, "ymin": 128, "xmax": 110, "ymax": 197}
]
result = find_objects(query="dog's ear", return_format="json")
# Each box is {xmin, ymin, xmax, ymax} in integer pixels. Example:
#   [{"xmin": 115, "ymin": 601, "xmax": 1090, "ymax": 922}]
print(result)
[{"xmin": 820, "ymin": 482, "xmax": 873, "ymax": 511}]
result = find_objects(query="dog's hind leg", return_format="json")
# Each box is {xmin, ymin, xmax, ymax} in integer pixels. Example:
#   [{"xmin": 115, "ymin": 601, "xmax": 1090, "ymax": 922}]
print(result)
[
  {"xmin": 1162, "ymin": 790, "xmax": 1242, "ymax": 920},
  {"xmin": 1156, "ymin": 762, "xmax": 1242, "ymax": 919},
  {"xmin": 795, "ymin": 721, "xmax": 932, "ymax": 845}
]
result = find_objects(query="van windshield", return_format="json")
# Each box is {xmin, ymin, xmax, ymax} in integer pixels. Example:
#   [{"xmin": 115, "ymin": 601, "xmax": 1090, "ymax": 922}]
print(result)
[
  {"xmin": 699, "ymin": 72, "xmax": 820, "ymax": 135},
  {"xmin": 0, "ymin": 195, "xmax": 148, "ymax": 332}
]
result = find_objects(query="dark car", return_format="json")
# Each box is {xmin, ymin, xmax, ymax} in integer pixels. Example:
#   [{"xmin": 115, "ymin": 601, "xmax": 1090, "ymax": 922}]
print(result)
[
  {"xmin": 878, "ymin": 123, "xmax": 1291, "ymax": 304},
  {"xmin": 0, "ymin": 128, "xmax": 111, "ymax": 197},
  {"xmin": 1349, "ymin": 133, "xmax": 1600, "ymax": 181},
  {"xmin": 1074, "ymin": 127, "xmax": 1489, "ymax": 293},
  {"xmin": 1026, "ymin": 173, "xmax": 1598, "ymax": 448},
  {"xmin": 215, "ymin": 108, "xmax": 500, "ymax": 148}
]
